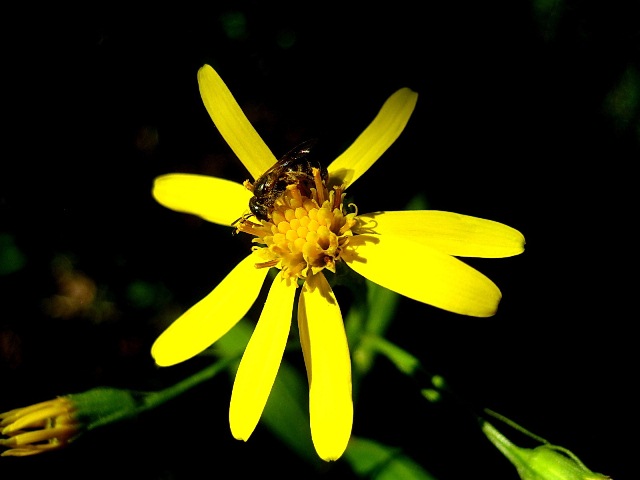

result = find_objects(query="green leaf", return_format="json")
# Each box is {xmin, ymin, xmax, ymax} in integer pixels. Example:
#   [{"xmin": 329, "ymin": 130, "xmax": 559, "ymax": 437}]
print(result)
[
  {"xmin": 262, "ymin": 358, "xmax": 320, "ymax": 466},
  {"xmin": 363, "ymin": 335, "xmax": 420, "ymax": 376},
  {"xmin": 344, "ymin": 436, "xmax": 438, "ymax": 479},
  {"xmin": 365, "ymin": 279, "xmax": 401, "ymax": 338}
]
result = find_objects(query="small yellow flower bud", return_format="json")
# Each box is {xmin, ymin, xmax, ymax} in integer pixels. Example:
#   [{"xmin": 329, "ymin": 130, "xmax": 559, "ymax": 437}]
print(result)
[
  {"xmin": 1, "ymin": 361, "xmax": 232, "ymax": 457},
  {"xmin": 0, "ymin": 397, "xmax": 78, "ymax": 456},
  {"xmin": 0, "ymin": 388, "xmax": 139, "ymax": 457}
]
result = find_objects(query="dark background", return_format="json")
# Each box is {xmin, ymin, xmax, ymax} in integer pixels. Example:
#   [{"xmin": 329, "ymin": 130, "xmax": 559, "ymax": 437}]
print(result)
[{"xmin": 2, "ymin": 2, "xmax": 638, "ymax": 478}]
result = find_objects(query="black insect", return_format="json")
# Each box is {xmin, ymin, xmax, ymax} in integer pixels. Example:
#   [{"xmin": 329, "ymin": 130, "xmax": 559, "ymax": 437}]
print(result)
[{"xmin": 246, "ymin": 139, "xmax": 328, "ymax": 221}]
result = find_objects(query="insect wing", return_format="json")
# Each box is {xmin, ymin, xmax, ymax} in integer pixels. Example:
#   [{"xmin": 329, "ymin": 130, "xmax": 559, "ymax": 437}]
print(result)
[{"xmin": 278, "ymin": 138, "xmax": 318, "ymax": 167}]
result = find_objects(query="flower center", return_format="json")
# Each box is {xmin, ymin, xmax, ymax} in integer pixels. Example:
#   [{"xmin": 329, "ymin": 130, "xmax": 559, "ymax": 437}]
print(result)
[{"xmin": 235, "ymin": 168, "xmax": 357, "ymax": 280}]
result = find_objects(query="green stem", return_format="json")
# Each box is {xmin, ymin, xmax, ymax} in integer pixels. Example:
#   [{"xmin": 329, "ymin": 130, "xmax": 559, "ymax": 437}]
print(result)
[
  {"xmin": 82, "ymin": 357, "xmax": 238, "ymax": 431},
  {"xmin": 142, "ymin": 357, "xmax": 235, "ymax": 411}
]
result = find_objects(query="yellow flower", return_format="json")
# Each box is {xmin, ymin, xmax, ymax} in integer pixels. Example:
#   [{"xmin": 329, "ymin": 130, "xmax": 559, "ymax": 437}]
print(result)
[
  {"xmin": 151, "ymin": 64, "xmax": 525, "ymax": 461},
  {"xmin": 0, "ymin": 397, "xmax": 78, "ymax": 456},
  {"xmin": 0, "ymin": 388, "xmax": 145, "ymax": 457}
]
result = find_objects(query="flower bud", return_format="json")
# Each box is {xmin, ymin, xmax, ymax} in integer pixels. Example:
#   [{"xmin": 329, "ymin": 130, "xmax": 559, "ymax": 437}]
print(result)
[
  {"xmin": 482, "ymin": 420, "xmax": 611, "ymax": 480},
  {"xmin": 1, "ymin": 388, "xmax": 139, "ymax": 456}
]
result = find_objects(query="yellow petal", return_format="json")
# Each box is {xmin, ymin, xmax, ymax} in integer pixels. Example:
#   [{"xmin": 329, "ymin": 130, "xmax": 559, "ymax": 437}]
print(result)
[
  {"xmin": 356, "ymin": 211, "xmax": 525, "ymax": 258},
  {"xmin": 4, "ymin": 426, "xmax": 75, "ymax": 447},
  {"xmin": 327, "ymin": 88, "xmax": 418, "ymax": 189},
  {"xmin": 297, "ymin": 292, "xmax": 311, "ymax": 383},
  {"xmin": 197, "ymin": 64, "xmax": 276, "ymax": 179},
  {"xmin": 299, "ymin": 273, "xmax": 353, "ymax": 461},
  {"xmin": 229, "ymin": 275, "xmax": 297, "ymax": 441},
  {"xmin": 343, "ymin": 235, "xmax": 502, "ymax": 317},
  {"xmin": 152, "ymin": 173, "xmax": 252, "ymax": 226},
  {"xmin": 151, "ymin": 252, "xmax": 269, "ymax": 366}
]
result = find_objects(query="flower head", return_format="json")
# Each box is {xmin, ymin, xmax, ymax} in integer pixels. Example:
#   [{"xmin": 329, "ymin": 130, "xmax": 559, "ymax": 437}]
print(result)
[
  {"xmin": 0, "ymin": 388, "xmax": 141, "ymax": 457},
  {"xmin": 151, "ymin": 64, "xmax": 525, "ymax": 460},
  {"xmin": 0, "ymin": 397, "xmax": 78, "ymax": 456}
]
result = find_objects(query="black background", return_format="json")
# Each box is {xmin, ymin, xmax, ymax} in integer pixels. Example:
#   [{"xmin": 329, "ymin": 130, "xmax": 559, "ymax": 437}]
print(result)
[{"xmin": 2, "ymin": 2, "xmax": 638, "ymax": 478}]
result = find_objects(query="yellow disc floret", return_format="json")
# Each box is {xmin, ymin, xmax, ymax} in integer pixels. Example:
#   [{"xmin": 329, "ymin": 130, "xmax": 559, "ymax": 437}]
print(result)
[{"xmin": 235, "ymin": 168, "xmax": 357, "ymax": 280}]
